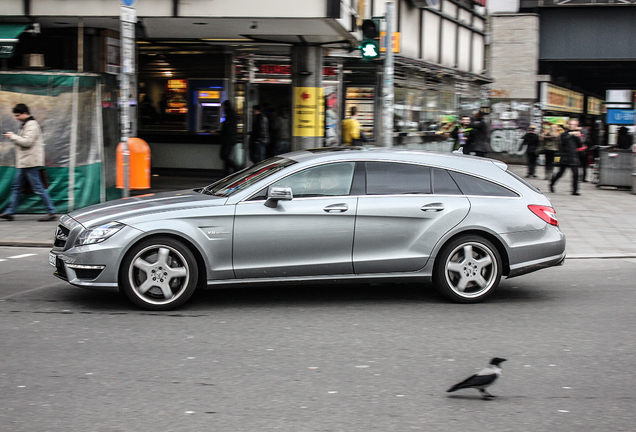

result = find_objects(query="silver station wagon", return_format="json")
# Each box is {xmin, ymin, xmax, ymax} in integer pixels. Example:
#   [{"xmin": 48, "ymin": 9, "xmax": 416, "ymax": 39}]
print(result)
[{"xmin": 50, "ymin": 147, "xmax": 566, "ymax": 310}]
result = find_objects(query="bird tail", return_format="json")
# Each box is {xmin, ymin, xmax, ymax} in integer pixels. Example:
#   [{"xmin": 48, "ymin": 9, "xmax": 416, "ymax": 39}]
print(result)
[{"xmin": 446, "ymin": 384, "xmax": 462, "ymax": 393}]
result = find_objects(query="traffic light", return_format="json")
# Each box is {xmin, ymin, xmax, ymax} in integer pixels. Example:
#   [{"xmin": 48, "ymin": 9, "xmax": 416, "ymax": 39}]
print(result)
[{"xmin": 359, "ymin": 19, "xmax": 380, "ymax": 60}]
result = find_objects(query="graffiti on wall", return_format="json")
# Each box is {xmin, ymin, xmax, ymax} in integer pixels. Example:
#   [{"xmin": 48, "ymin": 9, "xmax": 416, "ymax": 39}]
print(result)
[{"xmin": 489, "ymin": 100, "xmax": 542, "ymax": 155}]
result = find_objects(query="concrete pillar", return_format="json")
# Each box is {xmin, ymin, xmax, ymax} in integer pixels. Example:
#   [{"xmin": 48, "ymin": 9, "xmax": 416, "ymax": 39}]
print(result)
[{"xmin": 291, "ymin": 45, "xmax": 323, "ymax": 151}]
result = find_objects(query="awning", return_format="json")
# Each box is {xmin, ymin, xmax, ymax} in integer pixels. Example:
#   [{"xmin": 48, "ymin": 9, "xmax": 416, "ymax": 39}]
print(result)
[{"xmin": 0, "ymin": 24, "xmax": 29, "ymax": 59}]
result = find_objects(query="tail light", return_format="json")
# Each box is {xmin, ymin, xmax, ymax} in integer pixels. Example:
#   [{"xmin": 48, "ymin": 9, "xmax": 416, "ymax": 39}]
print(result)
[{"xmin": 528, "ymin": 205, "xmax": 558, "ymax": 226}]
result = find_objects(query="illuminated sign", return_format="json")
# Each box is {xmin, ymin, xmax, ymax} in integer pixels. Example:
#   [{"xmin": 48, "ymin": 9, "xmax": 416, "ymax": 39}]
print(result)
[
  {"xmin": 198, "ymin": 91, "xmax": 221, "ymax": 100},
  {"xmin": 167, "ymin": 79, "xmax": 187, "ymax": 91},
  {"xmin": 258, "ymin": 64, "xmax": 337, "ymax": 76},
  {"xmin": 587, "ymin": 96, "xmax": 603, "ymax": 116},
  {"xmin": 540, "ymin": 83, "xmax": 584, "ymax": 114}
]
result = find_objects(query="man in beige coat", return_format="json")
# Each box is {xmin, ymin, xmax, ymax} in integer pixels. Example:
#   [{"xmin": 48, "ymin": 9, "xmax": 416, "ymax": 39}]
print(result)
[{"xmin": 1, "ymin": 103, "xmax": 56, "ymax": 221}]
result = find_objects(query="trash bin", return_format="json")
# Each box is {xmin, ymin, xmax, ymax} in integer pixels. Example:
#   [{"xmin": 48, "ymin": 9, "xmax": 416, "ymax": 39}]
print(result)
[
  {"xmin": 117, "ymin": 138, "xmax": 151, "ymax": 189},
  {"xmin": 598, "ymin": 148, "xmax": 633, "ymax": 188}
]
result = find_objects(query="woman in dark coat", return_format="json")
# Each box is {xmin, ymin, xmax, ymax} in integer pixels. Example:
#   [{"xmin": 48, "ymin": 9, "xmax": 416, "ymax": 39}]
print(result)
[
  {"xmin": 550, "ymin": 119, "xmax": 582, "ymax": 195},
  {"xmin": 518, "ymin": 125, "xmax": 540, "ymax": 178}
]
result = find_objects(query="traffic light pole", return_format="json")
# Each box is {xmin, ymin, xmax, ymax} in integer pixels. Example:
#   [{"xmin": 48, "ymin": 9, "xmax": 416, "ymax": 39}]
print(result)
[{"xmin": 383, "ymin": 2, "xmax": 394, "ymax": 148}]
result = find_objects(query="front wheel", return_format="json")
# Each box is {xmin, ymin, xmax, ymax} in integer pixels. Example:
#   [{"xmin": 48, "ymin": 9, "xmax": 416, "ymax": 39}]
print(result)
[
  {"xmin": 120, "ymin": 237, "xmax": 198, "ymax": 310},
  {"xmin": 433, "ymin": 235, "xmax": 502, "ymax": 303}
]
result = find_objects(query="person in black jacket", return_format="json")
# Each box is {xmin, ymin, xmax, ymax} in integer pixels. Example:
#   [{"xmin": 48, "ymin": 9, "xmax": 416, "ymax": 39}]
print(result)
[
  {"xmin": 249, "ymin": 104, "xmax": 269, "ymax": 164},
  {"xmin": 616, "ymin": 126, "xmax": 633, "ymax": 150},
  {"xmin": 219, "ymin": 100, "xmax": 240, "ymax": 176},
  {"xmin": 466, "ymin": 111, "xmax": 489, "ymax": 157},
  {"xmin": 518, "ymin": 125, "xmax": 540, "ymax": 178},
  {"xmin": 550, "ymin": 118, "xmax": 582, "ymax": 196}
]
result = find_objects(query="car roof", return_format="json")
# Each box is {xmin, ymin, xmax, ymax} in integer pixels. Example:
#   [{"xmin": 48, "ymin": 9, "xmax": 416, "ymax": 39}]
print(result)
[{"xmin": 284, "ymin": 147, "xmax": 509, "ymax": 176}]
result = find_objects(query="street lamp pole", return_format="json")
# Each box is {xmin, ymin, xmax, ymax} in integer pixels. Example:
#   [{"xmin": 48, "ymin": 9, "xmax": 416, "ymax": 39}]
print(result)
[
  {"xmin": 383, "ymin": 2, "xmax": 394, "ymax": 148},
  {"xmin": 120, "ymin": 1, "xmax": 136, "ymax": 198}
]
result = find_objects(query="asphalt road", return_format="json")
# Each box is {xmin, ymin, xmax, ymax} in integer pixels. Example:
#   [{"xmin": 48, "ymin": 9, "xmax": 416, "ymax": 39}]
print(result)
[{"xmin": 1, "ymin": 247, "xmax": 635, "ymax": 432}]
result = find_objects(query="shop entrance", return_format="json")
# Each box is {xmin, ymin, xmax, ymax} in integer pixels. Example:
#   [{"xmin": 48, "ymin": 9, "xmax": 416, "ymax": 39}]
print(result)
[
  {"xmin": 256, "ymin": 84, "xmax": 292, "ymax": 115},
  {"xmin": 247, "ymin": 83, "xmax": 293, "ymax": 157}
]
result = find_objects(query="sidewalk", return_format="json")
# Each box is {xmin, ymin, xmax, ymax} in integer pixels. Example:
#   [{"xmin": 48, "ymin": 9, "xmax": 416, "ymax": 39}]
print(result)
[{"xmin": 1, "ymin": 165, "xmax": 635, "ymax": 259}]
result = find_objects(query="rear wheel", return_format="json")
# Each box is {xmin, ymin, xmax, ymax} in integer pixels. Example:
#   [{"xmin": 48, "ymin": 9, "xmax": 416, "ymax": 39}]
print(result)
[
  {"xmin": 433, "ymin": 235, "xmax": 502, "ymax": 303},
  {"xmin": 120, "ymin": 237, "xmax": 198, "ymax": 310}
]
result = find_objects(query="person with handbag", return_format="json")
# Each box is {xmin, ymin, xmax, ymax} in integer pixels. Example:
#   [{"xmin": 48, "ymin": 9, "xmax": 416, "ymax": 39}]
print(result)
[{"xmin": 1, "ymin": 103, "xmax": 56, "ymax": 222}]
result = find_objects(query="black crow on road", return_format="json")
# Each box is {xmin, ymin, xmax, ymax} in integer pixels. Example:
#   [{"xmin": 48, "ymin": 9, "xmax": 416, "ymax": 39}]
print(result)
[{"xmin": 447, "ymin": 357, "xmax": 507, "ymax": 398}]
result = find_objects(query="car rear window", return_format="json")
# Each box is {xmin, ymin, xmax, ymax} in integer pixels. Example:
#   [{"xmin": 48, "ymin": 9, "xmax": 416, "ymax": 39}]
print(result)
[
  {"xmin": 432, "ymin": 168, "xmax": 462, "ymax": 195},
  {"xmin": 448, "ymin": 171, "xmax": 519, "ymax": 197},
  {"xmin": 366, "ymin": 162, "xmax": 431, "ymax": 195},
  {"xmin": 506, "ymin": 169, "xmax": 541, "ymax": 193}
]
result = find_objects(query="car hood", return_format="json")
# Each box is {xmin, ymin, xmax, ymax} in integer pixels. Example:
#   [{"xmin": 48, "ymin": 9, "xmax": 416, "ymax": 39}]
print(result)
[{"xmin": 67, "ymin": 189, "xmax": 227, "ymax": 228}]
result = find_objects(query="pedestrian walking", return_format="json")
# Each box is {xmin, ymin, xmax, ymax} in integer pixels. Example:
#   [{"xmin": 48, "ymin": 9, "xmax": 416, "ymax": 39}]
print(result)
[
  {"xmin": 550, "ymin": 118, "xmax": 582, "ymax": 196},
  {"xmin": 449, "ymin": 116, "xmax": 472, "ymax": 152},
  {"xmin": 219, "ymin": 100, "xmax": 240, "ymax": 176},
  {"xmin": 1, "ymin": 103, "xmax": 56, "ymax": 222},
  {"xmin": 518, "ymin": 125, "xmax": 540, "ymax": 178},
  {"xmin": 341, "ymin": 106, "xmax": 362, "ymax": 145},
  {"xmin": 249, "ymin": 104, "xmax": 269, "ymax": 164},
  {"xmin": 466, "ymin": 111, "xmax": 489, "ymax": 157},
  {"xmin": 577, "ymin": 124, "xmax": 590, "ymax": 182},
  {"xmin": 540, "ymin": 124, "xmax": 561, "ymax": 180}
]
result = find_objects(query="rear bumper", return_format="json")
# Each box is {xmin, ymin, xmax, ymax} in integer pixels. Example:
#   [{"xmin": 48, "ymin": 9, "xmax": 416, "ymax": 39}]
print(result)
[
  {"xmin": 507, "ymin": 250, "xmax": 566, "ymax": 278},
  {"xmin": 502, "ymin": 225, "xmax": 566, "ymax": 278}
]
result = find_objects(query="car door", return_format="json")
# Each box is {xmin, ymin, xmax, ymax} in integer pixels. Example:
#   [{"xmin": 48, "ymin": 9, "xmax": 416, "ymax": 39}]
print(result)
[
  {"xmin": 233, "ymin": 162, "xmax": 358, "ymax": 279},
  {"xmin": 353, "ymin": 163, "xmax": 470, "ymax": 274}
]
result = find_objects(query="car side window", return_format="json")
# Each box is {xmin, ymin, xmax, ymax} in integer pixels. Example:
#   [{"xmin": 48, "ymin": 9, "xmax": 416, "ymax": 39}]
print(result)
[
  {"xmin": 366, "ymin": 162, "xmax": 431, "ymax": 195},
  {"xmin": 269, "ymin": 162, "xmax": 356, "ymax": 198},
  {"xmin": 432, "ymin": 168, "xmax": 462, "ymax": 195},
  {"xmin": 448, "ymin": 171, "xmax": 519, "ymax": 197}
]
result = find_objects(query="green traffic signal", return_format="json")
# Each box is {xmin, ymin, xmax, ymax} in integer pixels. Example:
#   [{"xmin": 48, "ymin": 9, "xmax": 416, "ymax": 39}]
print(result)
[{"xmin": 360, "ymin": 41, "xmax": 380, "ymax": 59}]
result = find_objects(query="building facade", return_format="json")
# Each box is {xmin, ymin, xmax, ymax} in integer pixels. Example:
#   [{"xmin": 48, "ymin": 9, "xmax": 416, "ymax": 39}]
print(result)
[{"xmin": 1, "ymin": 0, "xmax": 490, "ymax": 180}]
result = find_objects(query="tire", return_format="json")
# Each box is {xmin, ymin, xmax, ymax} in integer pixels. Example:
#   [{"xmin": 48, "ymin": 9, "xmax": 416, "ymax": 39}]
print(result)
[
  {"xmin": 433, "ymin": 235, "xmax": 502, "ymax": 303},
  {"xmin": 120, "ymin": 237, "xmax": 198, "ymax": 311}
]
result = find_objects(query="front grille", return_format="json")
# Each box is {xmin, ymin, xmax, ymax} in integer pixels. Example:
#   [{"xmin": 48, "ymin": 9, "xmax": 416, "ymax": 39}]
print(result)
[
  {"xmin": 54, "ymin": 224, "xmax": 70, "ymax": 248},
  {"xmin": 74, "ymin": 268, "xmax": 103, "ymax": 280}
]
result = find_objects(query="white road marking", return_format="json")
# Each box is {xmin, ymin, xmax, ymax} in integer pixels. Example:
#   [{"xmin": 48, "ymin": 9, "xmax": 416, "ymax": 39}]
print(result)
[{"xmin": 8, "ymin": 254, "xmax": 37, "ymax": 259}]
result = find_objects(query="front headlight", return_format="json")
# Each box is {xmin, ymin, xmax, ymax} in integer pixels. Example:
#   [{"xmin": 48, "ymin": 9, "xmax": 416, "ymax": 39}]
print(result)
[{"xmin": 77, "ymin": 222, "xmax": 125, "ymax": 245}]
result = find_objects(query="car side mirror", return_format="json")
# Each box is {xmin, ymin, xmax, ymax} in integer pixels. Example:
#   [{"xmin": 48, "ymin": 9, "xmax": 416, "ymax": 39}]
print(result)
[{"xmin": 264, "ymin": 186, "xmax": 293, "ymax": 208}]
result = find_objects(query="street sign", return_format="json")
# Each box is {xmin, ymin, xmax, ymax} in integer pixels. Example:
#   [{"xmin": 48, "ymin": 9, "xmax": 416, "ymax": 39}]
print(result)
[
  {"xmin": 606, "ymin": 109, "xmax": 635, "ymax": 125},
  {"xmin": 121, "ymin": 0, "xmax": 136, "ymax": 7}
]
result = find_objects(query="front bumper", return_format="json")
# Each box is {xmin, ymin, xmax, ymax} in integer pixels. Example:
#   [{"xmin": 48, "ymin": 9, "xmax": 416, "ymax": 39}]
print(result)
[{"xmin": 50, "ymin": 223, "xmax": 144, "ymax": 292}]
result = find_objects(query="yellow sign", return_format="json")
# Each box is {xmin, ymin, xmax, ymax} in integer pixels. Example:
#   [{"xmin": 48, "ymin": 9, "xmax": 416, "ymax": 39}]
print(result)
[
  {"xmin": 198, "ymin": 91, "xmax": 221, "ymax": 100},
  {"xmin": 293, "ymin": 87, "xmax": 324, "ymax": 137},
  {"xmin": 587, "ymin": 96, "xmax": 603, "ymax": 116},
  {"xmin": 541, "ymin": 83, "xmax": 584, "ymax": 114},
  {"xmin": 380, "ymin": 32, "xmax": 401, "ymax": 53}
]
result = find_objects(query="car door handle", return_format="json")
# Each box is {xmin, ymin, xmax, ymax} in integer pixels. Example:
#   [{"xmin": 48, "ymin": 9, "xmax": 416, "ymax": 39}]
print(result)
[
  {"xmin": 323, "ymin": 204, "xmax": 349, "ymax": 213},
  {"xmin": 421, "ymin": 203, "xmax": 445, "ymax": 212}
]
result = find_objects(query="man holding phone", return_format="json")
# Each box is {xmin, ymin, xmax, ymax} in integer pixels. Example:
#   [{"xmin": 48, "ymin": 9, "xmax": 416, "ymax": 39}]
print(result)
[{"xmin": 1, "ymin": 103, "xmax": 56, "ymax": 221}]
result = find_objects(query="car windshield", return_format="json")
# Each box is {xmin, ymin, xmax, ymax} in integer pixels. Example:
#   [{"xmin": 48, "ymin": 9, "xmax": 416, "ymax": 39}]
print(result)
[{"xmin": 200, "ymin": 157, "xmax": 297, "ymax": 197}]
